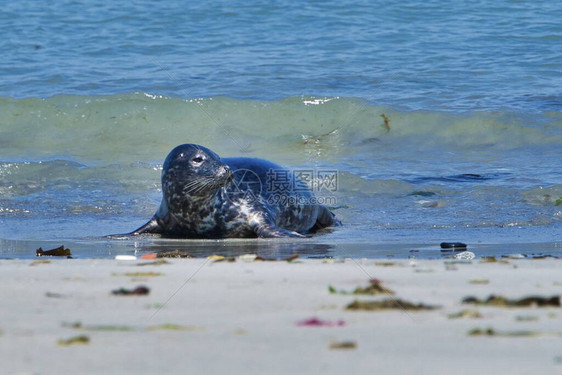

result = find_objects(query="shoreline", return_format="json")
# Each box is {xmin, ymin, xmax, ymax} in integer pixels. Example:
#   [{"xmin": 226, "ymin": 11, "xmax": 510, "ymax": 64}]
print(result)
[
  {"xmin": 1, "ymin": 236, "xmax": 561, "ymax": 260},
  {"xmin": 1, "ymin": 257, "xmax": 561, "ymax": 374}
]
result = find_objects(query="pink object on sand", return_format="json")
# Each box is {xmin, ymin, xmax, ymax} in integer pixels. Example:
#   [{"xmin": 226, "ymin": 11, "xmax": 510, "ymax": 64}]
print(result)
[{"xmin": 296, "ymin": 317, "xmax": 345, "ymax": 327}]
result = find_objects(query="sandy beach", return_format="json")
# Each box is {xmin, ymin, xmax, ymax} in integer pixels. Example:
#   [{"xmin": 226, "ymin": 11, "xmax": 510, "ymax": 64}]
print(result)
[
  {"xmin": 3, "ymin": 1, "xmax": 562, "ymax": 375},
  {"xmin": 1, "ymin": 256, "xmax": 561, "ymax": 374}
]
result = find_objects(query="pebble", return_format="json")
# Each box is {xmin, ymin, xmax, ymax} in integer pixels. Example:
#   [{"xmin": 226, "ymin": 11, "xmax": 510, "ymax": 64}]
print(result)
[
  {"xmin": 115, "ymin": 255, "xmax": 137, "ymax": 261},
  {"xmin": 505, "ymin": 254, "xmax": 526, "ymax": 259},
  {"xmin": 454, "ymin": 251, "xmax": 475, "ymax": 260},
  {"xmin": 238, "ymin": 254, "xmax": 258, "ymax": 262}
]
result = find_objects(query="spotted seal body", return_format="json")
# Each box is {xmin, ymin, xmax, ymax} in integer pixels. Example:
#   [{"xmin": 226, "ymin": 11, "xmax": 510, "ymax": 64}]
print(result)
[{"xmin": 125, "ymin": 144, "xmax": 340, "ymax": 238}]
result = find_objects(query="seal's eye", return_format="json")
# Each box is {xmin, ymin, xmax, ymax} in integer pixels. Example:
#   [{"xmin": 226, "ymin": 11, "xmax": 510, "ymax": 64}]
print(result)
[{"xmin": 191, "ymin": 156, "xmax": 204, "ymax": 164}]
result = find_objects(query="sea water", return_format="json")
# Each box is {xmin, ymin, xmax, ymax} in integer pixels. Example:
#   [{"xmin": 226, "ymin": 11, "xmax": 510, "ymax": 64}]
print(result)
[{"xmin": 1, "ymin": 0, "xmax": 561, "ymax": 258}]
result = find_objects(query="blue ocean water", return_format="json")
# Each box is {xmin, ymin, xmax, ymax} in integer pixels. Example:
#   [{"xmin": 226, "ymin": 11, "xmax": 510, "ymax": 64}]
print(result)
[
  {"xmin": 1, "ymin": 0, "xmax": 561, "ymax": 258},
  {"xmin": 3, "ymin": 0, "xmax": 562, "ymax": 111}
]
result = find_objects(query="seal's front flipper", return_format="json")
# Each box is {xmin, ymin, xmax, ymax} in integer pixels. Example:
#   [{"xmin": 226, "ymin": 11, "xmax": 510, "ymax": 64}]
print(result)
[
  {"xmin": 129, "ymin": 218, "xmax": 162, "ymax": 235},
  {"xmin": 254, "ymin": 224, "xmax": 306, "ymax": 238},
  {"xmin": 313, "ymin": 205, "xmax": 342, "ymax": 230},
  {"xmin": 106, "ymin": 218, "xmax": 161, "ymax": 238}
]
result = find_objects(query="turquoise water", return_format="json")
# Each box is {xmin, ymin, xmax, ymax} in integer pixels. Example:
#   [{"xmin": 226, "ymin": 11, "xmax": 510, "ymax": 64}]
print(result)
[{"xmin": 1, "ymin": 1, "xmax": 561, "ymax": 258}]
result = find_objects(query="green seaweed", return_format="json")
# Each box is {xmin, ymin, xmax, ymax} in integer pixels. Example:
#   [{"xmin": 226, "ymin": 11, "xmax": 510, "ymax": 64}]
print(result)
[
  {"xmin": 63, "ymin": 321, "xmax": 133, "ymax": 331},
  {"xmin": 58, "ymin": 335, "xmax": 90, "ymax": 346},
  {"xmin": 149, "ymin": 323, "xmax": 200, "ymax": 331},
  {"xmin": 146, "ymin": 302, "xmax": 166, "ymax": 309},
  {"xmin": 515, "ymin": 315, "xmax": 539, "ymax": 322},
  {"xmin": 86, "ymin": 325, "xmax": 134, "ymax": 332}
]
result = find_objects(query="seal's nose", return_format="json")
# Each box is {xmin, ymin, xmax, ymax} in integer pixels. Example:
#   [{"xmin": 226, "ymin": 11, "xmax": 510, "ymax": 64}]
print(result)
[{"xmin": 220, "ymin": 165, "xmax": 233, "ymax": 182}]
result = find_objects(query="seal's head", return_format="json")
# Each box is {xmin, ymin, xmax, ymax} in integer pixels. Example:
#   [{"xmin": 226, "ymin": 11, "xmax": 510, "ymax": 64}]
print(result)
[{"xmin": 161, "ymin": 144, "xmax": 232, "ymax": 201}]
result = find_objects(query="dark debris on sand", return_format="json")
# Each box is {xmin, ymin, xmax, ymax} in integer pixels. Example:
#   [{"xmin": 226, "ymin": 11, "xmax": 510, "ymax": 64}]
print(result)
[
  {"xmin": 36, "ymin": 245, "xmax": 72, "ymax": 258},
  {"xmin": 111, "ymin": 285, "xmax": 150, "ymax": 296}
]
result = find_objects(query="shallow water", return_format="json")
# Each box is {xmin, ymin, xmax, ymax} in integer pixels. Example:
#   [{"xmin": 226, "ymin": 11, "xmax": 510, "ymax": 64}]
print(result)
[
  {"xmin": 1, "ymin": 95, "xmax": 560, "ymax": 258},
  {"xmin": 1, "ymin": 1, "xmax": 561, "ymax": 258}
]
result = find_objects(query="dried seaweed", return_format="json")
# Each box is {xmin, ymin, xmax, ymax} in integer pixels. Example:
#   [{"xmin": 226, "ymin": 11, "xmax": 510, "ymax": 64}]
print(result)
[
  {"xmin": 448, "ymin": 309, "xmax": 483, "ymax": 319},
  {"xmin": 468, "ymin": 328, "xmax": 541, "ymax": 337},
  {"xmin": 255, "ymin": 254, "xmax": 300, "ymax": 262},
  {"xmin": 137, "ymin": 259, "xmax": 169, "ymax": 266},
  {"xmin": 45, "ymin": 292, "xmax": 66, "ymax": 298},
  {"xmin": 30, "ymin": 259, "xmax": 51, "ymax": 266},
  {"xmin": 353, "ymin": 279, "xmax": 395, "ymax": 295},
  {"xmin": 156, "ymin": 249, "xmax": 193, "ymax": 258},
  {"xmin": 148, "ymin": 323, "xmax": 200, "ymax": 331},
  {"xmin": 346, "ymin": 299, "xmax": 438, "ymax": 311},
  {"xmin": 375, "ymin": 262, "xmax": 396, "ymax": 267},
  {"xmin": 120, "ymin": 272, "xmax": 163, "ymax": 277},
  {"xmin": 380, "ymin": 113, "xmax": 391, "ymax": 132},
  {"xmin": 329, "ymin": 341, "xmax": 357, "ymax": 350},
  {"xmin": 479, "ymin": 257, "xmax": 510, "ymax": 264},
  {"xmin": 211, "ymin": 256, "xmax": 236, "ymax": 263},
  {"xmin": 84, "ymin": 325, "xmax": 134, "ymax": 332},
  {"xmin": 462, "ymin": 295, "xmax": 560, "ymax": 307},
  {"xmin": 329, "ymin": 279, "xmax": 395, "ymax": 296}
]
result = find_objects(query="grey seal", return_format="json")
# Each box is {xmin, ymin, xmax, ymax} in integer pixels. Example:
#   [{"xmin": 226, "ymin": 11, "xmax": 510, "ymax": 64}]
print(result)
[{"xmin": 121, "ymin": 144, "xmax": 340, "ymax": 238}]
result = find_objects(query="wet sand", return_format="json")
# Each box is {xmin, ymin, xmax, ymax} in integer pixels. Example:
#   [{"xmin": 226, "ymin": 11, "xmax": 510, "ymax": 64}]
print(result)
[{"xmin": 1, "ymin": 257, "xmax": 561, "ymax": 374}]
